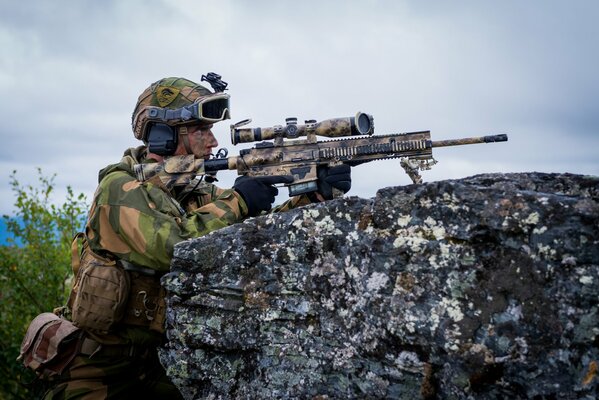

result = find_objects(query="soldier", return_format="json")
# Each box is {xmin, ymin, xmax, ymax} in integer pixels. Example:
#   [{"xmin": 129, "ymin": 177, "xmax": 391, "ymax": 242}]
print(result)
[{"xmin": 20, "ymin": 76, "xmax": 351, "ymax": 399}]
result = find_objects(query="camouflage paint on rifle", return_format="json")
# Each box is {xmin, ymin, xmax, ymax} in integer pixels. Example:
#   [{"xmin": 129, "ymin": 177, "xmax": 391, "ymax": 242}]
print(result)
[{"xmin": 134, "ymin": 112, "xmax": 508, "ymax": 194}]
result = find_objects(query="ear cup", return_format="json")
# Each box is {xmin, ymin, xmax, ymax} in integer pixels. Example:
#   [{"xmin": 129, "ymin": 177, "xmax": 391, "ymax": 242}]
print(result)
[{"xmin": 147, "ymin": 123, "xmax": 178, "ymax": 156}]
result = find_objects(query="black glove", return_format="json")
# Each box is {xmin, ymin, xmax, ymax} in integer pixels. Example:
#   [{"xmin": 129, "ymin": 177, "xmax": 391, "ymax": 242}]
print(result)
[
  {"xmin": 317, "ymin": 164, "xmax": 352, "ymax": 200},
  {"xmin": 233, "ymin": 175, "xmax": 294, "ymax": 217}
]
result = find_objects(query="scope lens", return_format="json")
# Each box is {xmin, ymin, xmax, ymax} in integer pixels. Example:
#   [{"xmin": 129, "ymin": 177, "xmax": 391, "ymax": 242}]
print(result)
[{"xmin": 356, "ymin": 113, "xmax": 372, "ymax": 134}]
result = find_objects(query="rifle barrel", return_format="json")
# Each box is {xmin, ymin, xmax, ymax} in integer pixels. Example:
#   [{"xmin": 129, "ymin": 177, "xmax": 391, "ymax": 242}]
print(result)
[{"xmin": 431, "ymin": 134, "xmax": 507, "ymax": 148}]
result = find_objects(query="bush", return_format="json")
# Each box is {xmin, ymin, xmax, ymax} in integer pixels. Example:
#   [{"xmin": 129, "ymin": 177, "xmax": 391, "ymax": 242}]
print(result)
[{"xmin": 0, "ymin": 169, "xmax": 88, "ymax": 399}]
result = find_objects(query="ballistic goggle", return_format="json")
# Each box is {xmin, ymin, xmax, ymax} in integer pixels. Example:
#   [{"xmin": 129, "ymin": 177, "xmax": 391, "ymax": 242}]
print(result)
[{"xmin": 144, "ymin": 93, "xmax": 230, "ymax": 124}]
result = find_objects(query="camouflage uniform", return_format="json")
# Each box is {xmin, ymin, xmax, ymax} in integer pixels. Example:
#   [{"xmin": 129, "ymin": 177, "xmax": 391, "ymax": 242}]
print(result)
[
  {"xmin": 42, "ymin": 145, "xmax": 312, "ymax": 399},
  {"xmin": 18, "ymin": 76, "xmax": 316, "ymax": 398}
]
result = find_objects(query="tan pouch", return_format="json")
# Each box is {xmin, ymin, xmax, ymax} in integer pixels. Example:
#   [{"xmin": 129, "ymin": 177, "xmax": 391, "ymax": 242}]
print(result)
[
  {"xmin": 69, "ymin": 236, "xmax": 131, "ymax": 333},
  {"xmin": 18, "ymin": 313, "xmax": 82, "ymax": 378}
]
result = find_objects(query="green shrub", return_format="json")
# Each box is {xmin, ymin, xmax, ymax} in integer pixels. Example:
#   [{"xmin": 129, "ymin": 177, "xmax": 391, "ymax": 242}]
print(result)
[{"xmin": 0, "ymin": 169, "xmax": 88, "ymax": 399}]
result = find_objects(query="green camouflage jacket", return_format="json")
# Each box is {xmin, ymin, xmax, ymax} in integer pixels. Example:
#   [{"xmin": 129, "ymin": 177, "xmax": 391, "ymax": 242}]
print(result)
[{"xmin": 85, "ymin": 145, "xmax": 311, "ymax": 272}]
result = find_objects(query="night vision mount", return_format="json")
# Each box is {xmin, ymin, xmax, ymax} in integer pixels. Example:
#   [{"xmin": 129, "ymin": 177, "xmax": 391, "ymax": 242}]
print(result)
[{"xmin": 202, "ymin": 72, "xmax": 228, "ymax": 93}]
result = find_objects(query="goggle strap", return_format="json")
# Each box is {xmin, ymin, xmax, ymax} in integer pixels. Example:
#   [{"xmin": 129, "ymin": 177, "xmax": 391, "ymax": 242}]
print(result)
[{"xmin": 148, "ymin": 106, "xmax": 196, "ymax": 122}]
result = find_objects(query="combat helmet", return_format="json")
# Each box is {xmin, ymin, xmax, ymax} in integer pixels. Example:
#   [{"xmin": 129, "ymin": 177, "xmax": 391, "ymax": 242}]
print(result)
[{"xmin": 131, "ymin": 75, "xmax": 230, "ymax": 154}]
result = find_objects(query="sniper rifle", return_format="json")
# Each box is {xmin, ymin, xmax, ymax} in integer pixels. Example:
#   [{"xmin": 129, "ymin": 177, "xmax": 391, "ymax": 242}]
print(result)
[{"xmin": 134, "ymin": 112, "xmax": 508, "ymax": 195}]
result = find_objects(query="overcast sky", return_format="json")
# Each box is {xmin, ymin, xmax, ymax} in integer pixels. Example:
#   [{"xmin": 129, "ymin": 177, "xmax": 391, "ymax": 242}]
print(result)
[{"xmin": 1, "ymin": 0, "xmax": 597, "ymax": 215}]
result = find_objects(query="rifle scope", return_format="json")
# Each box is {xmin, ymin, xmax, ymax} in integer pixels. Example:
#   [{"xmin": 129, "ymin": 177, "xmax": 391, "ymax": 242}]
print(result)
[{"xmin": 230, "ymin": 112, "xmax": 374, "ymax": 145}]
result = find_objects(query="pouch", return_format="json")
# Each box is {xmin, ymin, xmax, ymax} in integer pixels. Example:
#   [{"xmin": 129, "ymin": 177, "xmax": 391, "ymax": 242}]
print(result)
[
  {"xmin": 69, "ymin": 236, "xmax": 131, "ymax": 333},
  {"xmin": 18, "ymin": 313, "xmax": 82, "ymax": 378}
]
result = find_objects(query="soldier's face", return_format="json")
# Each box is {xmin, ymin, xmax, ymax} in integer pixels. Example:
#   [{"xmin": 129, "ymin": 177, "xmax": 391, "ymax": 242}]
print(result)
[{"xmin": 185, "ymin": 124, "xmax": 219, "ymax": 159}]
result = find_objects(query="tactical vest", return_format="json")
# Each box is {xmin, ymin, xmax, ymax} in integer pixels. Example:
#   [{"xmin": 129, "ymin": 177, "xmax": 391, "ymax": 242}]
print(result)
[{"xmin": 67, "ymin": 233, "xmax": 166, "ymax": 334}]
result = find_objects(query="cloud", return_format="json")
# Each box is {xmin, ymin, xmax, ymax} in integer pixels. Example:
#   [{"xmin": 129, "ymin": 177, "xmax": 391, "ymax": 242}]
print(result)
[{"xmin": 1, "ymin": 0, "xmax": 598, "ymax": 215}]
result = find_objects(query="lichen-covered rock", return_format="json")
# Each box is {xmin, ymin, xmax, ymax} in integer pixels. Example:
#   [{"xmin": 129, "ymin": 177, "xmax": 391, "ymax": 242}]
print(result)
[{"xmin": 159, "ymin": 173, "xmax": 599, "ymax": 399}]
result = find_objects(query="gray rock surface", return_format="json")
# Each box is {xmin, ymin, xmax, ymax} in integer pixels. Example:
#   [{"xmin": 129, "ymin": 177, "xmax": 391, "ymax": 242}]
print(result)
[{"xmin": 159, "ymin": 172, "xmax": 599, "ymax": 399}]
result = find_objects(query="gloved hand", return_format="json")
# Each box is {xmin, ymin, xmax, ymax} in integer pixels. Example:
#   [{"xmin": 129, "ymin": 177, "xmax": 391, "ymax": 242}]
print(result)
[
  {"xmin": 317, "ymin": 164, "xmax": 352, "ymax": 200},
  {"xmin": 233, "ymin": 175, "xmax": 294, "ymax": 217}
]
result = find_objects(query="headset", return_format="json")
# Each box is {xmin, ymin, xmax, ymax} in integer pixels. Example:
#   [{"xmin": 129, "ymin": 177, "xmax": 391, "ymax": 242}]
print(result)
[{"xmin": 146, "ymin": 123, "xmax": 178, "ymax": 156}]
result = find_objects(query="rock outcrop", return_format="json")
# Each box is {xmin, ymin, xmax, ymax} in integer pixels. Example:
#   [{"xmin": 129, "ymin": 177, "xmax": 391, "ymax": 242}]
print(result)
[{"xmin": 159, "ymin": 173, "xmax": 599, "ymax": 399}]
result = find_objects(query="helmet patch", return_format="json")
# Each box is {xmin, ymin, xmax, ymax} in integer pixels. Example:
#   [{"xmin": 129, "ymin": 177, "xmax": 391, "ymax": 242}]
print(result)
[{"xmin": 156, "ymin": 86, "xmax": 181, "ymax": 107}]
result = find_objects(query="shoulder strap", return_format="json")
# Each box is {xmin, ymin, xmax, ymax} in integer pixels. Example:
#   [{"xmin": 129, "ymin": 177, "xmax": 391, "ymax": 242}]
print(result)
[{"xmin": 70, "ymin": 232, "xmax": 86, "ymax": 277}]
